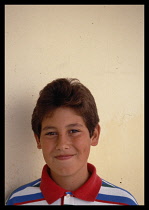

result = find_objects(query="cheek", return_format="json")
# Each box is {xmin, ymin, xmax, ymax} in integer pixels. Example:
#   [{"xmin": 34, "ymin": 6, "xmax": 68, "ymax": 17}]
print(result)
[
  {"xmin": 40, "ymin": 142, "xmax": 54, "ymax": 164},
  {"xmin": 40, "ymin": 139, "xmax": 55, "ymax": 154},
  {"xmin": 75, "ymin": 135, "xmax": 91, "ymax": 154}
]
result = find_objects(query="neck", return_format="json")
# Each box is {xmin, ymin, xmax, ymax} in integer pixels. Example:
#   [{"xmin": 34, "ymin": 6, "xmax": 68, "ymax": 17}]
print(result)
[{"xmin": 48, "ymin": 164, "xmax": 90, "ymax": 191}]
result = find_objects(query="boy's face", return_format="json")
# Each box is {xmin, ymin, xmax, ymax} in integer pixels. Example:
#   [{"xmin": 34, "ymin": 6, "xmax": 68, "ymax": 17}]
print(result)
[{"xmin": 35, "ymin": 107, "xmax": 100, "ymax": 178}]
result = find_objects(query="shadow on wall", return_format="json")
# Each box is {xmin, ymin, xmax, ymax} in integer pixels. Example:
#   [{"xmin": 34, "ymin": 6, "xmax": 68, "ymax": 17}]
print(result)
[{"xmin": 6, "ymin": 95, "xmax": 43, "ymax": 199}]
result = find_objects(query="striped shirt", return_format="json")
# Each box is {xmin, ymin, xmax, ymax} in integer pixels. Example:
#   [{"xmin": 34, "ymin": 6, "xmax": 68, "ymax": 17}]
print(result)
[{"xmin": 6, "ymin": 163, "xmax": 138, "ymax": 205}]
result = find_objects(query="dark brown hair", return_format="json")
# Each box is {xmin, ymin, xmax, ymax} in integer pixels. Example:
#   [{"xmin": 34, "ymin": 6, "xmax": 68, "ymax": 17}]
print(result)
[{"xmin": 31, "ymin": 78, "xmax": 99, "ymax": 138}]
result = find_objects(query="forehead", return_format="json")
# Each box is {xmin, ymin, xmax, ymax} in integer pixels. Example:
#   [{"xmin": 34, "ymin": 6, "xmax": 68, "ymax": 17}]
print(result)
[
  {"xmin": 44, "ymin": 107, "xmax": 80, "ymax": 117},
  {"xmin": 42, "ymin": 107, "xmax": 85, "ymax": 125}
]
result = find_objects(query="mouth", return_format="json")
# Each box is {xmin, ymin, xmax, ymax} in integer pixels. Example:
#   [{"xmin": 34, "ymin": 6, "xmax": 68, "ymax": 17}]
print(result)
[{"xmin": 55, "ymin": 154, "xmax": 75, "ymax": 160}]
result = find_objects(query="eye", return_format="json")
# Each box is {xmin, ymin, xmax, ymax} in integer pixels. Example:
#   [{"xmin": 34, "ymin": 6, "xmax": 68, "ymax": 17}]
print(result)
[
  {"xmin": 45, "ymin": 132, "xmax": 57, "ymax": 136},
  {"xmin": 69, "ymin": 129, "xmax": 80, "ymax": 134}
]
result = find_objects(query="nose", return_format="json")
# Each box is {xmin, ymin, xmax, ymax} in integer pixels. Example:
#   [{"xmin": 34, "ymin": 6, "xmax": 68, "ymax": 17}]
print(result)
[{"xmin": 56, "ymin": 134, "xmax": 70, "ymax": 150}]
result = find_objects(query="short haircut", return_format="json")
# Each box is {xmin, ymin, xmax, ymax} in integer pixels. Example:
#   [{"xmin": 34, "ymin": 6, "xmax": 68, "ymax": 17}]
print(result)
[{"xmin": 31, "ymin": 78, "xmax": 99, "ymax": 138}]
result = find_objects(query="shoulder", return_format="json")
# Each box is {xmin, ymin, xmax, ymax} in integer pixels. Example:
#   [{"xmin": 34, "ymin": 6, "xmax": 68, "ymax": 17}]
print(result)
[
  {"xmin": 96, "ymin": 179, "xmax": 138, "ymax": 205},
  {"xmin": 6, "ymin": 178, "xmax": 42, "ymax": 205}
]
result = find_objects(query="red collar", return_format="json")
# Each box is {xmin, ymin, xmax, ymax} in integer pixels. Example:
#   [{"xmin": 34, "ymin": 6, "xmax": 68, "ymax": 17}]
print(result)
[{"xmin": 40, "ymin": 163, "xmax": 102, "ymax": 204}]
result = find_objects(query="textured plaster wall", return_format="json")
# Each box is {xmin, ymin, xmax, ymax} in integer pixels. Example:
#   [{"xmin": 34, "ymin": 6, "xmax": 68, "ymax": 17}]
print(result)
[{"xmin": 5, "ymin": 5, "xmax": 144, "ymax": 204}]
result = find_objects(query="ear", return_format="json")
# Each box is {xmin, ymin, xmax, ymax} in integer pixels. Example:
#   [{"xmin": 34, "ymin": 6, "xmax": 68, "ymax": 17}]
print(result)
[
  {"xmin": 91, "ymin": 124, "xmax": 100, "ymax": 146},
  {"xmin": 34, "ymin": 133, "xmax": 42, "ymax": 149}
]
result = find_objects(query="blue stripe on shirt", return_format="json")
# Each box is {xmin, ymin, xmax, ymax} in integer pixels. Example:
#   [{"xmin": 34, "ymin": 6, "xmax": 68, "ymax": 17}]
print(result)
[
  {"xmin": 96, "ymin": 193, "xmax": 137, "ymax": 205},
  {"xmin": 11, "ymin": 178, "xmax": 41, "ymax": 194},
  {"xmin": 7, "ymin": 192, "xmax": 44, "ymax": 205}
]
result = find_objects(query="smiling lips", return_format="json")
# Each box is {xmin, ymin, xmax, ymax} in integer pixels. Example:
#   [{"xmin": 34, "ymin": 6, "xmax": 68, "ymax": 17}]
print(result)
[{"xmin": 55, "ymin": 154, "xmax": 75, "ymax": 160}]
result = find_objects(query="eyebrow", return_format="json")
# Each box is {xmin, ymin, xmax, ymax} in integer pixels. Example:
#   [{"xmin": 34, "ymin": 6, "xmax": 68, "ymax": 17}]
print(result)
[
  {"xmin": 42, "ymin": 123, "xmax": 83, "ymax": 131},
  {"xmin": 66, "ymin": 123, "xmax": 83, "ymax": 128},
  {"xmin": 42, "ymin": 126, "xmax": 57, "ymax": 131}
]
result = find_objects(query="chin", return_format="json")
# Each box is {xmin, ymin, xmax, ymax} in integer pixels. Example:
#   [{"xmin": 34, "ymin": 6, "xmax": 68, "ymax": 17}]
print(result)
[{"xmin": 54, "ymin": 165, "xmax": 77, "ymax": 177}]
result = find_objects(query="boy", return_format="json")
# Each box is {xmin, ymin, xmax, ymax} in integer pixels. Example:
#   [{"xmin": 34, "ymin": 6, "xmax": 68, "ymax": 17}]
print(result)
[{"xmin": 6, "ymin": 78, "xmax": 138, "ymax": 205}]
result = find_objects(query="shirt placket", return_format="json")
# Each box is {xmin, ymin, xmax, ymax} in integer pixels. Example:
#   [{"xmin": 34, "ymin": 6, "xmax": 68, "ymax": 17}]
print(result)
[{"xmin": 63, "ymin": 192, "xmax": 74, "ymax": 205}]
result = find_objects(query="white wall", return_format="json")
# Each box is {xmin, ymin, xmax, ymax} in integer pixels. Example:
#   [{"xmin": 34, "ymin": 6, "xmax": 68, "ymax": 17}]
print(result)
[{"xmin": 5, "ymin": 5, "xmax": 144, "ymax": 205}]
